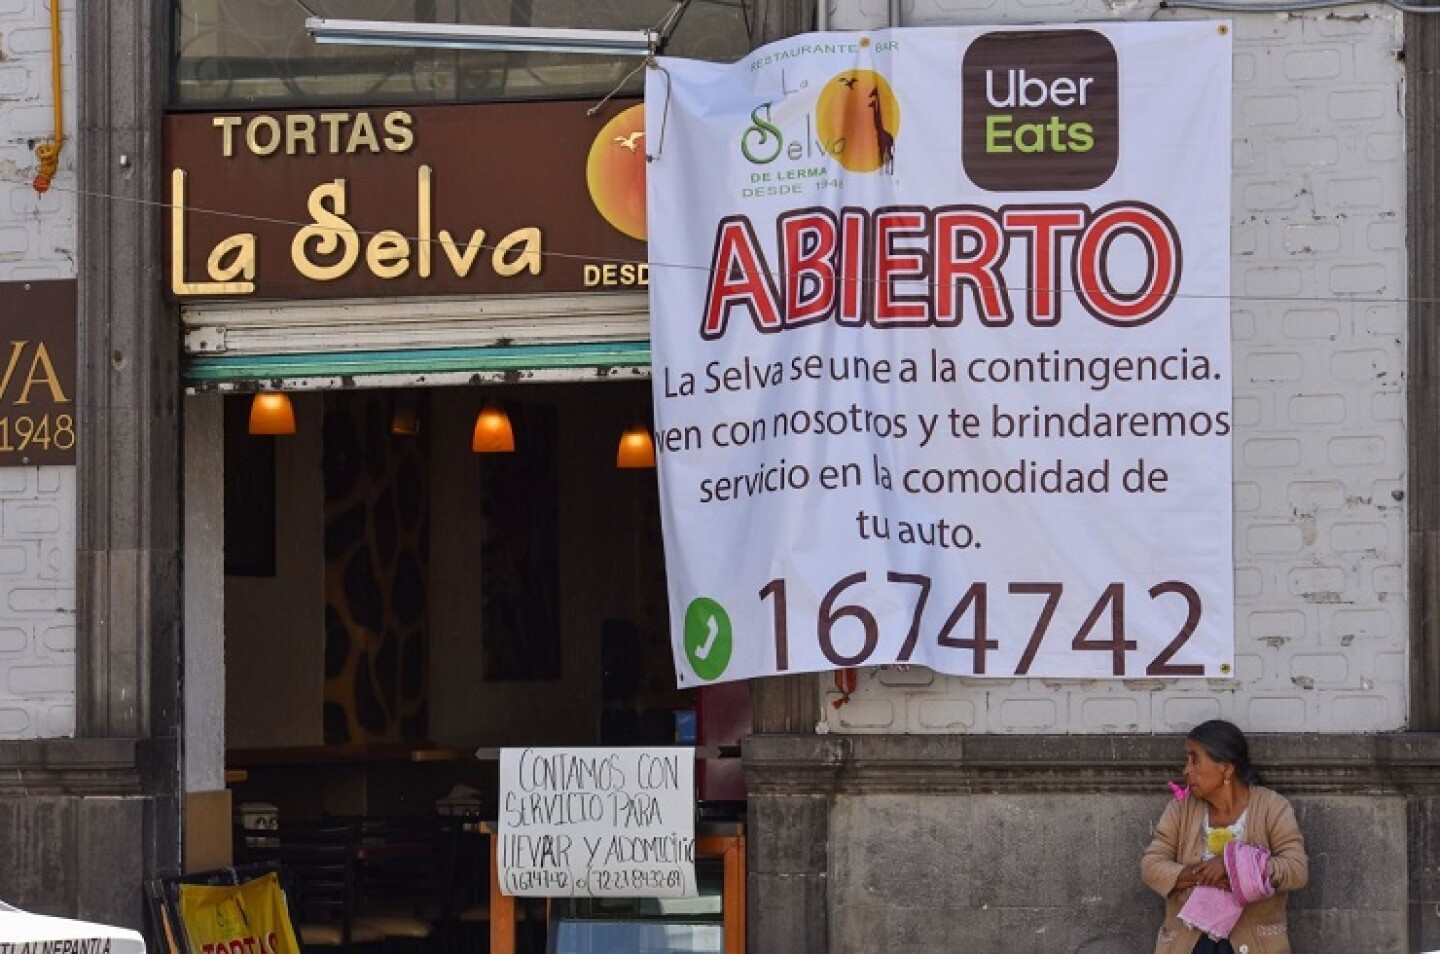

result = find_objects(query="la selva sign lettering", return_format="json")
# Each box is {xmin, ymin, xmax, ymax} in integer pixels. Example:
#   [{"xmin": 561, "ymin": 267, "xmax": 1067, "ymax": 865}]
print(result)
[
  {"xmin": 0, "ymin": 281, "xmax": 76, "ymax": 466},
  {"xmin": 162, "ymin": 101, "xmax": 650, "ymax": 301}
]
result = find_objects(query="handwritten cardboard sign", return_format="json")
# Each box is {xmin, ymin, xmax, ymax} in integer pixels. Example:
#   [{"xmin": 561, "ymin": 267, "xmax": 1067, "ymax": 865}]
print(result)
[{"xmin": 498, "ymin": 747, "xmax": 696, "ymax": 898}]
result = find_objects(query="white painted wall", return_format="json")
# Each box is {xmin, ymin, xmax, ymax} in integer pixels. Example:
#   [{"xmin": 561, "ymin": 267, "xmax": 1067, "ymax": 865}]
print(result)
[
  {"xmin": 819, "ymin": 1, "xmax": 1409, "ymax": 735},
  {"xmin": 0, "ymin": 0, "xmax": 78, "ymax": 740}
]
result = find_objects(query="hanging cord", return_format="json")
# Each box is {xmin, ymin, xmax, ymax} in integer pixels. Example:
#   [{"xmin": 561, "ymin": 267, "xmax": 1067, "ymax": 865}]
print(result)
[
  {"xmin": 646, "ymin": 61, "xmax": 674, "ymax": 159},
  {"xmin": 586, "ymin": 1, "xmax": 686, "ymax": 117},
  {"xmin": 1161, "ymin": 0, "xmax": 1440, "ymax": 12},
  {"xmin": 657, "ymin": 0, "xmax": 692, "ymax": 51},
  {"xmin": 18, "ymin": 168, "xmax": 1438, "ymax": 308},
  {"xmin": 32, "ymin": 0, "xmax": 63, "ymax": 194},
  {"xmin": 832, "ymin": 668, "xmax": 858, "ymax": 708},
  {"xmin": 588, "ymin": 57, "xmax": 652, "ymax": 116}
]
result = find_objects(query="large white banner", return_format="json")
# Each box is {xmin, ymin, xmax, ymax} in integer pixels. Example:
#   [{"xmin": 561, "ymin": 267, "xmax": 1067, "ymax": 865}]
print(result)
[{"xmin": 646, "ymin": 23, "xmax": 1233, "ymax": 685}]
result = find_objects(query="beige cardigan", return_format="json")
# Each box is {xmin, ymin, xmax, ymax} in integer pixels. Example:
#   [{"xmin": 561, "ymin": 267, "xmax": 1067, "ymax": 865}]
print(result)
[{"xmin": 1140, "ymin": 785, "xmax": 1308, "ymax": 954}]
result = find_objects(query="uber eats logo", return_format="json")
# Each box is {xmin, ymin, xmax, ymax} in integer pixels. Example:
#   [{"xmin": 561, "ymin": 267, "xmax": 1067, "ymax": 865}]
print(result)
[{"xmin": 962, "ymin": 29, "xmax": 1119, "ymax": 191}]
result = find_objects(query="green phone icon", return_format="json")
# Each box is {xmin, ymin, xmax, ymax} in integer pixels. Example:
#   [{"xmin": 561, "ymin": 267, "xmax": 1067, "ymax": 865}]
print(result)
[{"xmin": 684, "ymin": 597, "xmax": 732, "ymax": 681}]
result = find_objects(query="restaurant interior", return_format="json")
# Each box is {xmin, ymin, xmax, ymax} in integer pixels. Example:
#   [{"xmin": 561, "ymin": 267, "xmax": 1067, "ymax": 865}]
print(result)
[{"xmin": 209, "ymin": 379, "xmax": 748, "ymax": 953}]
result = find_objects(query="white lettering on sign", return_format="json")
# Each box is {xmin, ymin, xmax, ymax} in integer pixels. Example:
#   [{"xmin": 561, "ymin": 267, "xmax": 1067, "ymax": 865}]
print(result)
[
  {"xmin": 0, "ymin": 942, "xmax": 114, "ymax": 954},
  {"xmin": 497, "ymin": 747, "xmax": 697, "ymax": 898}
]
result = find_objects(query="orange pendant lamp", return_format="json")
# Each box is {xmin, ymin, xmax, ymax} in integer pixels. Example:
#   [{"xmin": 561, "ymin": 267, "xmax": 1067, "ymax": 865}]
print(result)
[
  {"xmin": 616, "ymin": 424, "xmax": 655, "ymax": 468},
  {"xmin": 391, "ymin": 391, "xmax": 422, "ymax": 436},
  {"xmin": 248, "ymin": 392, "xmax": 296, "ymax": 435},
  {"xmin": 472, "ymin": 403, "xmax": 514, "ymax": 453}
]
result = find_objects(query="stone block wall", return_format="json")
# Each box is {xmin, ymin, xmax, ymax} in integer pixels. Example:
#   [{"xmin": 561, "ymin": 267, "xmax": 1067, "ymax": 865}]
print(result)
[
  {"xmin": 828, "ymin": 792, "xmax": 1408, "ymax": 953},
  {"xmin": 0, "ymin": 0, "xmax": 79, "ymax": 739}
]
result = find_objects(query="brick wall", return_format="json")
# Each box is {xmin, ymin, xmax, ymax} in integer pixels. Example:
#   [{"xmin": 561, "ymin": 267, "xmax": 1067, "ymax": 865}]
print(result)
[
  {"xmin": 0, "ymin": 0, "xmax": 78, "ymax": 739},
  {"xmin": 820, "ymin": 2, "xmax": 1409, "ymax": 734}
]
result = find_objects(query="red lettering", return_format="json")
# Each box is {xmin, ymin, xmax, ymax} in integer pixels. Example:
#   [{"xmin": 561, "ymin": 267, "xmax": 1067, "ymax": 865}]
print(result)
[
  {"xmin": 1003, "ymin": 206, "xmax": 1087, "ymax": 326},
  {"xmin": 693, "ymin": 201, "xmax": 1181, "ymax": 339},
  {"xmin": 701, "ymin": 216, "xmax": 782, "ymax": 340},
  {"xmin": 779, "ymin": 209, "xmax": 837, "ymax": 326},
  {"xmin": 838, "ymin": 208, "xmax": 868, "ymax": 326},
  {"xmin": 1074, "ymin": 202, "xmax": 1181, "ymax": 326},
  {"xmin": 933, "ymin": 207, "xmax": 1010, "ymax": 326},
  {"xmin": 872, "ymin": 209, "xmax": 930, "ymax": 326}
]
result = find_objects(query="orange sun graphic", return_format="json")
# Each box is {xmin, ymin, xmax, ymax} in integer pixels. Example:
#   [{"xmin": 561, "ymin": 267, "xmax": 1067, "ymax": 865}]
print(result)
[
  {"xmin": 815, "ymin": 70, "xmax": 900, "ymax": 174},
  {"xmin": 587, "ymin": 104, "xmax": 648, "ymax": 241}
]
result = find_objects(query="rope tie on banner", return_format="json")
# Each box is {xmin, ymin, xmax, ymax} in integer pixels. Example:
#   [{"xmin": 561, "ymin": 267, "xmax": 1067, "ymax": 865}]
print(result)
[
  {"xmin": 587, "ymin": 0, "xmax": 680, "ymax": 162},
  {"xmin": 646, "ymin": 62, "xmax": 673, "ymax": 160},
  {"xmin": 587, "ymin": 57, "xmax": 653, "ymax": 117},
  {"xmin": 832, "ymin": 668, "xmax": 858, "ymax": 708}
]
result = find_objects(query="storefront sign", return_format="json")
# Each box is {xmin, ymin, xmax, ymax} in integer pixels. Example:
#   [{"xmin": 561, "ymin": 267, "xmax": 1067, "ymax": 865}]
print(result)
[
  {"xmin": 498, "ymin": 747, "xmax": 696, "ymax": 898},
  {"xmin": 0, "ymin": 281, "xmax": 76, "ymax": 466},
  {"xmin": 647, "ymin": 23, "xmax": 1233, "ymax": 683},
  {"xmin": 163, "ymin": 100, "xmax": 647, "ymax": 300}
]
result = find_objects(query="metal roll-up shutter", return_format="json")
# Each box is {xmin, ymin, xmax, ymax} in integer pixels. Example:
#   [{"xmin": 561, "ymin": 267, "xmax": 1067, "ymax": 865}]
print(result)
[{"xmin": 182, "ymin": 292, "xmax": 651, "ymax": 391}]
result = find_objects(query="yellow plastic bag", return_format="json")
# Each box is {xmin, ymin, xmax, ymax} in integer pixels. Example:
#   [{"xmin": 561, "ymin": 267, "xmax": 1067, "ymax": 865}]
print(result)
[{"xmin": 176, "ymin": 872, "xmax": 301, "ymax": 954}]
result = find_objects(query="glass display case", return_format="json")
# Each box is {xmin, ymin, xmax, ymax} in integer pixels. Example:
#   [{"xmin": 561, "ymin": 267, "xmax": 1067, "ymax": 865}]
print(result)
[{"xmin": 546, "ymin": 858, "xmax": 725, "ymax": 953}]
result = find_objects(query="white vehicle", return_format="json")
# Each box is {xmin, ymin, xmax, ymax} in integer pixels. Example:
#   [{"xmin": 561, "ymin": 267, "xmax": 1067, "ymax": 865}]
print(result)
[{"xmin": 0, "ymin": 900, "xmax": 146, "ymax": 953}]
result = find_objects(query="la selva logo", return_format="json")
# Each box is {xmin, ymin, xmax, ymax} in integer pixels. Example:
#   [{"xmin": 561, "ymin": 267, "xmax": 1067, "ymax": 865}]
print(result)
[{"xmin": 962, "ymin": 30, "xmax": 1119, "ymax": 191}]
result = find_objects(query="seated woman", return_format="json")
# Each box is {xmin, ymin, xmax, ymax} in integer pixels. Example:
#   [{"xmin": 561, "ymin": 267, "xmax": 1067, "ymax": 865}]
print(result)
[{"xmin": 1140, "ymin": 720, "xmax": 1308, "ymax": 954}]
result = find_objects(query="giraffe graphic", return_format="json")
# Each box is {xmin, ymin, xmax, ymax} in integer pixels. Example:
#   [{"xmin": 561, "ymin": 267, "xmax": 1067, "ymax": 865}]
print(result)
[{"xmin": 868, "ymin": 86, "xmax": 896, "ymax": 174}]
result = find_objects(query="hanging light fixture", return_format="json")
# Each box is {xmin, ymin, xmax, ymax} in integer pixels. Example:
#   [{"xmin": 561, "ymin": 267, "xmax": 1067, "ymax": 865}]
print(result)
[
  {"xmin": 248, "ymin": 392, "xmax": 296, "ymax": 436},
  {"xmin": 391, "ymin": 391, "xmax": 421, "ymax": 436},
  {"xmin": 472, "ymin": 403, "xmax": 514, "ymax": 453},
  {"xmin": 616, "ymin": 424, "xmax": 655, "ymax": 469}
]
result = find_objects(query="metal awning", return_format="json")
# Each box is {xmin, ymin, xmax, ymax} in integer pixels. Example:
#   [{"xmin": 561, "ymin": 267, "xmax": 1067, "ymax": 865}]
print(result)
[{"xmin": 182, "ymin": 291, "xmax": 651, "ymax": 391}]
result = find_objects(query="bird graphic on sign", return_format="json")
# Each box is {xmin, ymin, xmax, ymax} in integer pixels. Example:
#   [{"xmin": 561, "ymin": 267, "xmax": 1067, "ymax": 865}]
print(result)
[{"xmin": 614, "ymin": 131, "xmax": 645, "ymax": 152}]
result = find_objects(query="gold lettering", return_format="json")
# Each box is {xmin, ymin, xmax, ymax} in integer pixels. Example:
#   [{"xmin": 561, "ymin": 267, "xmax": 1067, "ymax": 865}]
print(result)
[
  {"xmin": 366, "ymin": 230, "xmax": 410, "ymax": 279},
  {"xmin": 245, "ymin": 116, "xmax": 282, "ymax": 157},
  {"xmin": 16, "ymin": 344, "xmax": 68, "ymax": 405},
  {"xmin": 0, "ymin": 341, "xmax": 28, "ymax": 401},
  {"xmin": 319, "ymin": 113, "xmax": 349, "ymax": 154},
  {"xmin": 492, "ymin": 227, "xmax": 542, "ymax": 277},
  {"xmin": 438, "ymin": 229, "xmax": 485, "ymax": 277},
  {"xmin": 169, "ymin": 169, "xmax": 256, "ymax": 296},
  {"xmin": 206, "ymin": 234, "xmax": 256, "ymax": 283},
  {"xmin": 384, "ymin": 112, "xmax": 415, "ymax": 152},
  {"xmin": 291, "ymin": 179, "xmax": 359, "ymax": 281},
  {"xmin": 418, "ymin": 165, "xmax": 432, "ymax": 278},
  {"xmin": 286, "ymin": 115, "xmax": 317, "ymax": 156},
  {"xmin": 213, "ymin": 116, "xmax": 242, "ymax": 158},
  {"xmin": 347, "ymin": 113, "xmax": 380, "ymax": 154}
]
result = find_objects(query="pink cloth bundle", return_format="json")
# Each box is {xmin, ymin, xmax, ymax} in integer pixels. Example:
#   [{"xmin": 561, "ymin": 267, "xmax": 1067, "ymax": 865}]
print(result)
[{"xmin": 1177, "ymin": 842, "xmax": 1274, "ymax": 939}]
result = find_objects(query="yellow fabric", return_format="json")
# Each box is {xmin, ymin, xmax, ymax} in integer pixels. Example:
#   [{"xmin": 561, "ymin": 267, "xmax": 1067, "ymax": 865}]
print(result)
[
  {"xmin": 177, "ymin": 873, "xmax": 302, "ymax": 954},
  {"xmin": 1206, "ymin": 826, "xmax": 1236, "ymax": 856}
]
